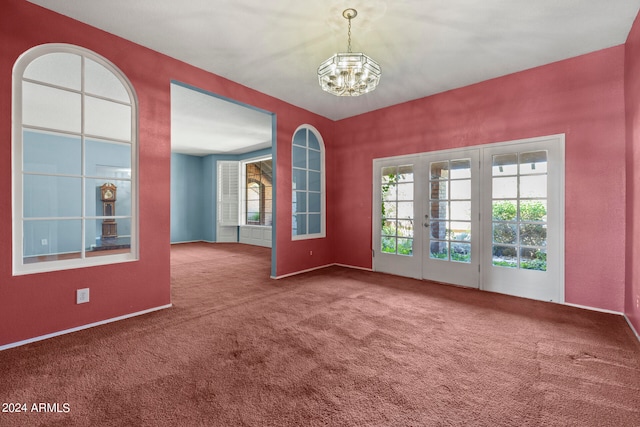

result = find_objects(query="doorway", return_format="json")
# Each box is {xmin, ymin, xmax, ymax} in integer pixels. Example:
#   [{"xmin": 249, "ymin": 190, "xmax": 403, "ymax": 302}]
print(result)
[{"xmin": 372, "ymin": 134, "xmax": 564, "ymax": 302}]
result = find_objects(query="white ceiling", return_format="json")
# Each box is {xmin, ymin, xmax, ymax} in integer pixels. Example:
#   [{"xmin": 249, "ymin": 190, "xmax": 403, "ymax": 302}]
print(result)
[{"xmin": 27, "ymin": 0, "xmax": 640, "ymax": 154}]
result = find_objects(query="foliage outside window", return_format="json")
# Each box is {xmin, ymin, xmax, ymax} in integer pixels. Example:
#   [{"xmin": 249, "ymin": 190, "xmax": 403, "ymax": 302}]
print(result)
[
  {"xmin": 381, "ymin": 165, "xmax": 414, "ymax": 256},
  {"xmin": 12, "ymin": 44, "xmax": 137, "ymax": 275}
]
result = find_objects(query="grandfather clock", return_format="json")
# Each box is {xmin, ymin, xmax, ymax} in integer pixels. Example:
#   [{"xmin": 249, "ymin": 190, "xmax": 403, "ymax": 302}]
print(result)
[{"xmin": 100, "ymin": 183, "xmax": 118, "ymax": 239}]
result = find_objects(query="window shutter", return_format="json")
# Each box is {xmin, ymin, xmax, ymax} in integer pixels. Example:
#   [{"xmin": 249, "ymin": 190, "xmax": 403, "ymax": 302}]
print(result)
[{"xmin": 218, "ymin": 161, "xmax": 240, "ymax": 226}]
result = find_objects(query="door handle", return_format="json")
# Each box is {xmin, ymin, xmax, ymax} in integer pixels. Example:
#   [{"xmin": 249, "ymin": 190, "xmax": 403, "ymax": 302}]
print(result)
[{"xmin": 424, "ymin": 222, "xmax": 430, "ymax": 228}]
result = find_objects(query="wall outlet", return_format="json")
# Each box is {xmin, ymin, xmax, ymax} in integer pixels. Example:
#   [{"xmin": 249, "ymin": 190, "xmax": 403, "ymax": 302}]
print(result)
[
  {"xmin": 41, "ymin": 238, "xmax": 47, "ymax": 245},
  {"xmin": 76, "ymin": 288, "xmax": 90, "ymax": 304},
  {"xmin": 310, "ymin": 250, "xmax": 313, "ymax": 256}
]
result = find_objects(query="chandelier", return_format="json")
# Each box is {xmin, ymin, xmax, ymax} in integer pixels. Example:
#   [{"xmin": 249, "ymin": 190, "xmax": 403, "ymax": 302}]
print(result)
[{"xmin": 318, "ymin": 8, "xmax": 381, "ymax": 96}]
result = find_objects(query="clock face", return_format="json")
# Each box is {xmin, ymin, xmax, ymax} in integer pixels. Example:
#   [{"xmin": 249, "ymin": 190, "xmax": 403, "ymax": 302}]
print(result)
[{"xmin": 104, "ymin": 189, "xmax": 113, "ymax": 199}]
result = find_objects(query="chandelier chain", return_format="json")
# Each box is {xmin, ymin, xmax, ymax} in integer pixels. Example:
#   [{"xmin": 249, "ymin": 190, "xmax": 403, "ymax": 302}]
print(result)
[{"xmin": 347, "ymin": 17, "xmax": 352, "ymax": 53}]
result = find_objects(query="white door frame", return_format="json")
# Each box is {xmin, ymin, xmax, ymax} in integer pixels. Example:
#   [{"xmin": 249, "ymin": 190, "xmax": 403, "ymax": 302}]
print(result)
[{"xmin": 372, "ymin": 134, "xmax": 565, "ymax": 303}]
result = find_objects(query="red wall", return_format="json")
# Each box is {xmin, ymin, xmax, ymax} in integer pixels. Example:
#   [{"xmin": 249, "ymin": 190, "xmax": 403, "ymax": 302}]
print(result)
[
  {"xmin": 625, "ymin": 11, "xmax": 640, "ymax": 335},
  {"xmin": 0, "ymin": 0, "xmax": 333, "ymax": 347},
  {"xmin": 333, "ymin": 46, "xmax": 628, "ymax": 312}
]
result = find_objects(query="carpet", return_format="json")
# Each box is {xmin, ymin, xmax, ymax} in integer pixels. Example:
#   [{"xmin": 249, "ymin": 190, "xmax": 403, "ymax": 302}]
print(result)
[{"xmin": 1, "ymin": 242, "xmax": 639, "ymax": 426}]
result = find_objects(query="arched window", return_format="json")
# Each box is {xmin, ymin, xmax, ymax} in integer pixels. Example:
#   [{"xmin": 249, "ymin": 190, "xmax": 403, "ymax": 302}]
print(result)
[
  {"xmin": 292, "ymin": 125, "xmax": 325, "ymax": 239},
  {"xmin": 12, "ymin": 44, "xmax": 138, "ymax": 275}
]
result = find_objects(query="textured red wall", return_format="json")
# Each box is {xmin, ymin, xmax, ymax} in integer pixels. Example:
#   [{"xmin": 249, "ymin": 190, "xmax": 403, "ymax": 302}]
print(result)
[
  {"xmin": 0, "ymin": 0, "xmax": 333, "ymax": 346},
  {"xmin": 625, "ymin": 10, "xmax": 640, "ymax": 336},
  {"xmin": 333, "ymin": 46, "xmax": 627, "ymax": 312}
]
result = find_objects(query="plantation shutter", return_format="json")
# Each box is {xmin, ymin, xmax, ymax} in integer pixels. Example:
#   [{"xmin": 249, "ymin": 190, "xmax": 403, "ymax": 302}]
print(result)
[{"xmin": 218, "ymin": 161, "xmax": 240, "ymax": 226}]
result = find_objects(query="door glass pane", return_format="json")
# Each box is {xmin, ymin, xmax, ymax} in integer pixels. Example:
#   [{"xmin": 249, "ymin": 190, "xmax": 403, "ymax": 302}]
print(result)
[
  {"xmin": 430, "ymin": 201, "xmax": 448, "ymax": 219},
  {"xmin": 451, "ymin": 242, "xmax": 471, "ymax": 263},
  {"xmin": 450, "ymin": 222, "xmax": 471, "ymax": 241},
  {"xmin": 492, "ymin": 150, "xmax": 548, "ymax": 271},
  {"xmin": 430, "ymin": 181, "xmax": 448, "ymax": 200},
  {"xmin": 450, "ymin": 159, "xmax": 471, "ymax": 179},
  {"xmin": 380, "ymin": 164, "xmax": 414, "ymax": 256},
  {"xmin": 492, "ymin": 154, "xmax": 517, "ymax": 175},
  {"xmin": 430, "ymin": 162, "xmax": 448, "ymax": 179},
  {"xmin": 492, "ymin": 177, "xmax": 517, "ymax": 199},
  {"xmin": 520, "ymin": 151, "xmax": 547, "ymax": 175},
  {"xmin": 430, "ymin": 221, "xmax": 448, "ymax": 239},
  {"xmin": 430, "ymin": 241, "xmax": 448, "ymax": 260},
  {"xmin": 450, "ymin": 201, "xmax": 471, "ymax": 221},
  {"xmin": 450, "ymin": 180, "xmax": 470, "ymax": 199}
]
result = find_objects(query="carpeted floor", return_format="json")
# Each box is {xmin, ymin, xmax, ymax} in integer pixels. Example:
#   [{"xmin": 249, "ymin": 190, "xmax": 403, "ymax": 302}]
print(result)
[{"xmin": 1, "ymin": 242, "xmax": 639, "ymax": 426}]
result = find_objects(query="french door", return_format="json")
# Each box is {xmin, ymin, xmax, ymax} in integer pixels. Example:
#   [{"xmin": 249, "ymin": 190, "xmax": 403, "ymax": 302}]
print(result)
[{"xmin": 372, "ymin": 135, "xmax": 564, "ymax": 303}]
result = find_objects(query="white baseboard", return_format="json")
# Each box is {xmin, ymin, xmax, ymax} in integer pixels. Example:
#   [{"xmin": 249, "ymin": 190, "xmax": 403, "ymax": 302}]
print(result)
[
  {"xmin": 0, "ymin": 304, "xmax": 172, "ymax": 352},
  {"xmin": 563, "ymin": 302, "xmax": 624, "ymax": 316}
]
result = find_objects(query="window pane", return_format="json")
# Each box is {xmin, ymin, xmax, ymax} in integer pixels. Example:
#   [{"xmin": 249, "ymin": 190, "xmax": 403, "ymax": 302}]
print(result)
[
  {"xmin": 308, "ymin": 192, "xmax": 321, "ymax": 213},
  {"xmin": 397, "ymin": 238, "xmax": 413, "ymax": 256},
  {"xmin": 450, "ymin": 159, "xmax": 471, "ymax": 179},
  {"xmin": 383, "ymin": 202, "xmax": 396, "ymax": 219},
  {"xmin": 292, "ymin": 169, "xmax": 306, "ymax": 191},
  {"xmin": 397, "ymin": 165, "xmax": 414, "ymax": 182},
  {"xmin": 23, "ymin": 82, "xmax": 81, "ymax": 132},
  {"xmin": 520, "ymin": 151, "xmax": 547, "ymax": 175},
  {"xmin": 450, "ymin": 179, "xmax": 470, "ymax": 200},
  {"xmin": 293, "ymin": 129, "xmax": 307, "ymax": 147},
  {"xmin": 23, "ymin": 130, "xmax": 81, "ymax": 175},
  {"xmin": 308, "ymin": 132, "xmax": 320, "ymax": 150},
  {"xmin": 397, "ymin": 202, "xmax": 413, "ymax": 219},
  {"xmin": 381, "ymin": 166, "xmax": 397, "ymax": 183},
  {"xmin": 23, "ymin": 219, "xmax": 81, "ymax": 260},
  {"xmin": 85, "ymin": 96, "xmax": 131, "ymax": 141},
  {"xmin": 86, "ymin": 218, "xmax": 132, "ymax": 253},
  {"xmin": 492, "ymin": 154, "xmax": 517, "ymax": 176},
  {"xmin": 23, "ymin": 52, "xmax": 81, "ymax": 90},
  {"xmin": 450, "ymin": 222, "xmax": 471, "ymax": 241},
  {"xmin": 397, "ymin": 183, "xmax": 413, "ymax": 200},
  {"xmin": 85, "ymin": 58, "xmax": 130, "ymax": 103},
  {"xmin": 308, "ymin": 214, "xmax": 321, "ymax": 234},
  {"xmin": 293, "ymin": 191, "xmax": 307, "ymax": 214},
  {"xmin": 430, "ymin": 221, "xmax": 448, "ymax": 240},
  {"xmin": 450, "ymin": 201, "xmax": 471, "ymax": 221},
  {"xmin": 492, "ymin": 200, "xmax": 517, "ymax": 220},
  {"xmin": 519, "ymin": 200, "xmax": 547, "ymax": 221},
  {"xmin": 295, "ymin": 214, "xmax": 307, "ymax": 235},
  {"xmin": 451, "ymin": 243, "xmax": 471, "ymax": 263},
  {"xmin": 85, "ymin": 139, "xmax": 131, "ymax": 178},
  {"xmin": 430, "ymin": 161, "xmax": 448, "ymax": 180},
  {"xmin": 292, "ymin": 146, "xmax": 306, "ymax": 168},
  {"xmin": 308, "ymin": 171, "xmax": 321, "ymax": 192},
  {"xmin": 430, "ymin": 201, "xmax": 448, "ymax": 220},
  {"xmin": 520, "ymin": 175, "xmax": 547, "ymax": 198},
  {"xmin": 520, "ymin": 249, "xmax": 547, "ymax": 271},
  {"xmin": 23, "ymin": 175, "xmax": 81, "ymax": 218},
  {"xmin": 382, "ymin": 183, "xmax": 397, "ymax": 201},
  {"xmin": 430, "ymin": 181, "xmax": 448, "ymax": 201},
  {"xmin": 520, "ymin": 224, "xmax": 547, "ymax": 247},
  {"xmin": 430, "ymin": 241, "xmax": 448, "ymax": 260},
  {"xmin": 308, "ymin": 148, "xmax": 321, "ymax": 171},
  {"xmin": 493, "ymin": 223, "xmax": 517, "ymax": 244},
  {"xmin": 382, "ymin": 220, "xmax": 396, "ymax": 236},
  {"xmin": 492, "ymin": 176, "xmax": 517, "ymax": 198},
  {"xmin": 86, "ymin": 179, "xmax": 132, "ymax": 217},
  {"xmin": 492, "ymin": 245, "xmax": 517, "ymax": 267},
  {"xmin": 382, "ymin": 236, "xmax": 396, "ymax": 254},
  {"xmin": 397, "ymin": 220, "xmax": 413, "ymax": 238}
]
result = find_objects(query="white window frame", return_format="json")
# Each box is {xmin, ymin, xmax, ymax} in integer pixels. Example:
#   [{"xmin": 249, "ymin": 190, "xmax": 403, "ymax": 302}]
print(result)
[
  {"xmin": 291, "ymin": 124, "xmax": 326, "ymax": 240},
  {"xmin": 12, "ymin": 43, "xmax": 139, "ymax": 275}
]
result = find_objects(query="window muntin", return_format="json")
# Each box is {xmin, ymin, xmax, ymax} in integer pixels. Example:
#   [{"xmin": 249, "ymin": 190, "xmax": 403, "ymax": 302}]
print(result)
[
  {"xmin": 292, "ymin": 126, "xmax": 325, "ymax": 239},
  {"xmin": 13, "ymin": 44, "xmax": 137, "ymax": 275}
]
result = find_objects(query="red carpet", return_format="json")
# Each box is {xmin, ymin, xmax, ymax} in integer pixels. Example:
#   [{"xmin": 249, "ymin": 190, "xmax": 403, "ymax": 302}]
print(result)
[{"xmin": 1, "ymin": 242, "xmax": 639, "ymax": 426}]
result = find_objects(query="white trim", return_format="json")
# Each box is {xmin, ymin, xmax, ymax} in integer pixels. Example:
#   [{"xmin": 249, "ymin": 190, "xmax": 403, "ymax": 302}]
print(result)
[
  {"xmin": 624, "ymin": 315, "xmax": 640, "ymax": 342},
  {"xmin": 334, "ymin": 263, "xmax": 373, "ymax": 272},
  {"xmin": 271, "ymin": 263, "xmax": 334, "ymax": 279},
  {"xmin": 291, "ymin": 124, "xmax": 326, "ymax": 240},
  {"xmin": 562, "ymin": 302, "xmax": 624, "ymax": 316},
  {"xmin": 0, "ymin": 304, "xmax": 172, "ymax": 352}
]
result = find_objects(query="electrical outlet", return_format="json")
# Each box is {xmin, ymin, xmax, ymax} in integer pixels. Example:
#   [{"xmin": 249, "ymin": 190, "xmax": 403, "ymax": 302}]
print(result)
[
  {"xmin": 310, "ymin": 250, "xmax": 313, "ymax": 255},
  {"xmin": 41, "ymin": 238, "xmax": 47, "ymax": 245},
  {"xmin": 76, "ymin": 288, "xmax": 90, "ymax": 304}
]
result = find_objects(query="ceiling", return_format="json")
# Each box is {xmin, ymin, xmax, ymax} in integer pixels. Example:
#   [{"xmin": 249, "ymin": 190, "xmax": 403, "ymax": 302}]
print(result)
[{"xmin": 27, "ymin": 0, "xmax": 640, "ymax": 154}]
